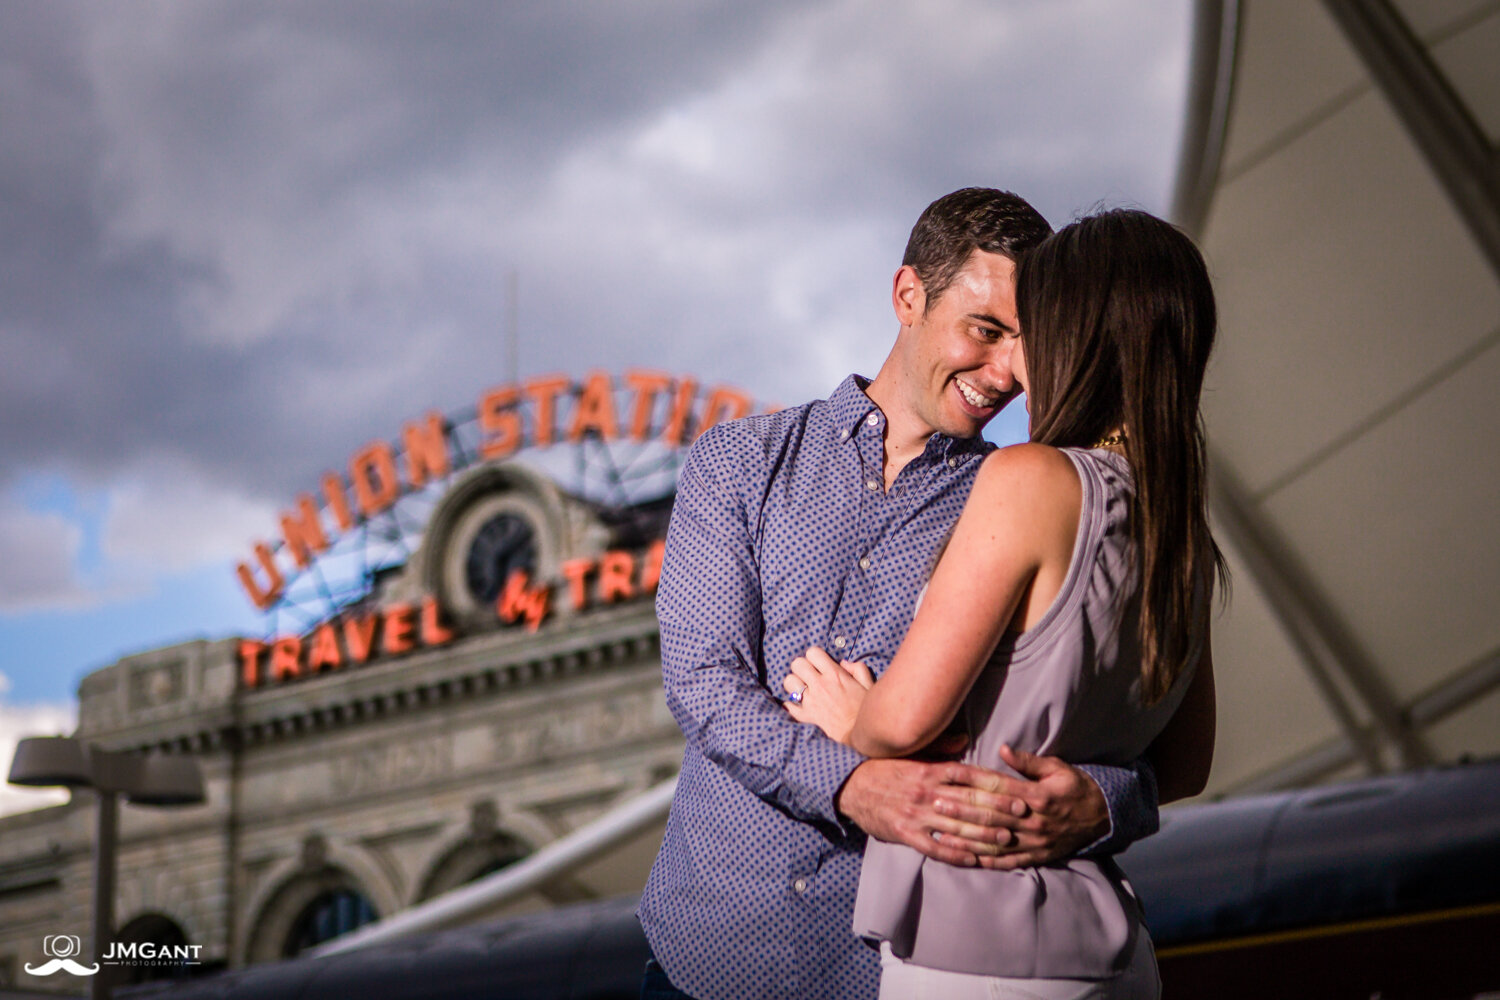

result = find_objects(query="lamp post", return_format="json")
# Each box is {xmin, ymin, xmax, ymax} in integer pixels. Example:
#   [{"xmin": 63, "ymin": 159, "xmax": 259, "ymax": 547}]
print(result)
[{"xmin": 8, "ymin": 736, "xmax": 205, "ymax": 1000}]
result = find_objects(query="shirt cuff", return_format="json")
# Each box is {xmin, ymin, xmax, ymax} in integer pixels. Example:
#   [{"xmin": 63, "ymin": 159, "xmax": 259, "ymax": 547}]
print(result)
[
  {"xmin": 798, "ymin": 738, "xmax": 868, "ymax": 837},
  {"xmin": 1074, "ymin": 758, "xmax": 1160, "ymax": 857}
]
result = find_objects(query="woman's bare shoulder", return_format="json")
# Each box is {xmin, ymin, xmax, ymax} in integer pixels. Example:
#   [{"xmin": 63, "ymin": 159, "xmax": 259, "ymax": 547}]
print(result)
[
  {"xmin": 966, "ymin": 445, "xmax": 1084, "ymax": 573},
  {"xmin": 967, "ymin": 444, "xmax": 1082, "ymax": 538},
  {"xmin": 974, "ymin": 443, "xmax": 1081, "ymax": 499}
]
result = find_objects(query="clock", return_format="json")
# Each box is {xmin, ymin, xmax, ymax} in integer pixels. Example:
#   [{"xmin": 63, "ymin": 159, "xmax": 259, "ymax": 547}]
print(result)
[
  {"xmin": 422, "ymin": 465, "xmax": 565, "ymax": 629},
  {"xmin": 463, "ymin": 512, "xmax": 538, "ymax": 604}
]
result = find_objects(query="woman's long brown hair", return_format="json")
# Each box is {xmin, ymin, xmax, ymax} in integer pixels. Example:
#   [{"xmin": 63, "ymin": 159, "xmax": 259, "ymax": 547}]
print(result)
[{"xmin": 1016, "ymin": 209, "xmax": 1227, "ymax": 704}]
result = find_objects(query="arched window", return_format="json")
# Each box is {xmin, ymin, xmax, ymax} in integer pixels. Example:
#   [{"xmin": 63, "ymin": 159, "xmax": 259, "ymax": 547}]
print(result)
[
  {"xmin": 417, "ymin": 832, "xmax": 532, "ymax": 901},
  {"xmin": 283, "ymin": 888, "xmax": 379, "ymax": 957}
]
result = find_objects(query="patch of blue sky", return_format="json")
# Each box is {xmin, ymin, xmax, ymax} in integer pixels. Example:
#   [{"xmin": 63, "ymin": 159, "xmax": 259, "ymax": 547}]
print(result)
[
  {"xmin": 14, "ymin": 473, "xmax": 109, "ymax": 580},
  {"xmin": 0, "ymin": 562, "xmax": 263, "ymax": 707},
  {"xmin": 984, "ymin": 395, "xmax": 1030, "ymax": 448}
]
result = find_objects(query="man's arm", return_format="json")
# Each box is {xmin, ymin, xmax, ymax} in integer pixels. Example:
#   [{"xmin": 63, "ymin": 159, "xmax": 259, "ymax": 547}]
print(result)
[
  {"xmin": 657, "ymin": 439, "xmax": 869, "ymax": 829},
  {"xmin": 661, "ymin": 433, "xmax": 1023, "ymax": 864}
]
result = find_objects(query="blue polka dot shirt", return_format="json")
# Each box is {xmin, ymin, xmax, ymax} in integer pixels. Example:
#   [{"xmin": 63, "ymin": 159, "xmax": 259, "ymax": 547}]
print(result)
[{"xmin": 638, "ymin": 376, "xmax": 1159, "ymax": 1000}]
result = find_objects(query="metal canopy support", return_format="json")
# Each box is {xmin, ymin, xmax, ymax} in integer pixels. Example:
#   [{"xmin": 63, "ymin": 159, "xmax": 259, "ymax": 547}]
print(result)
[
  {"xmin": 1169, "ymin": 0, "xmax": 1241, "ymax": 236},
  {"xmin": 1322, "ymin": 0, "xmax": 1500, "ymax": 279},
  {"xmin": 1223, "ymin": 645, "xmax": 1500, "ymax": 795},
  {"xmin": 1210, "ymin": 465, "xmax": 1433, "ymax": 772}
]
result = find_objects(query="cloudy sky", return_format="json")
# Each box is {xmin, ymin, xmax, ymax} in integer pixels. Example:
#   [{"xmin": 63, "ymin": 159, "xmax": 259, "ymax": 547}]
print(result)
[{"xmin": 0, "ymin": 0, "xmax": 1192, "ymax": 813}]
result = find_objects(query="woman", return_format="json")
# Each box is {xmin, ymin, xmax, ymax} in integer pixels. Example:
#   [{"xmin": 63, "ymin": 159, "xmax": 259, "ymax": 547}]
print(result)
[{"xmin": 785, "ymin": 209, "xmax": 1224, "ymax": 999}]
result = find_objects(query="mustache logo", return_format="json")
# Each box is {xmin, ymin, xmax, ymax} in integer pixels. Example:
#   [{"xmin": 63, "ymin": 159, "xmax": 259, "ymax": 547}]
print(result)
[{"xmin": 24, "ymin": 958, "xmax": 100, "ymax": 977}]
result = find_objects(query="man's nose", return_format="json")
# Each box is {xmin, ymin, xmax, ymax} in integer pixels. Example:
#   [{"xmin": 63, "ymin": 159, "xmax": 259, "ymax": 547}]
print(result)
[{"xmin": 983, "ymin": 343, "xmax": 1016, "ymax": 391}]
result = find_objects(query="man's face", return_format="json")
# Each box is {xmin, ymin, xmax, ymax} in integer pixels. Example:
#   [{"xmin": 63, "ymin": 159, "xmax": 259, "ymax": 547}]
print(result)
[{"xmin": 893, "ymin": 249, "xmax": 1023, "ymax": 440}]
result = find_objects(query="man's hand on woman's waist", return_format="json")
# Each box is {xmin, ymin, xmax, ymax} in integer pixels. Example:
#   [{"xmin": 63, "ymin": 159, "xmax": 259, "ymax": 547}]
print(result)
[{"xmin": 835, "ymin": 748, "xmax": 1109, "ymax": 869}]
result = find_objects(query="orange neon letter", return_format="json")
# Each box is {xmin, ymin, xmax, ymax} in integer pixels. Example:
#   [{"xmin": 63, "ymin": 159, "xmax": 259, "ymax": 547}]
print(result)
[
  {"xmin": 236, "ymin": 542, "xmax": 285, "ymax": 611},
  {"xmin": 382, "ymin": 603, "xmax": 416, "ymax": 655},
  {"xmin": 625, "ymin": 370, "xmax": 671, "ymax": 442},
  {"xmin": 403, "ymin": 411, "xmax": 450, "ymax": 489},
  {"xmin": 478, "ymin": 385, "xmax": 522, "ymax": 459},
  {"xmin": 270, "ymin": 637, "xmax": 302, "ymax": 682},
  {"xmin": 307, "ymin": 624, "xmax": 343, "ymax": 672},
  {"xmin": 279, "ymin": 494, "xmax": 329, "ymax": 570},
  {"xmin": 695, "ymin": 386, "xmax": 752, "ymax": 440},
  {"xmin": 641, "ymin": 539, "xmax": 666, "ymax": 593},
  {"xmin": 560, "ymin": 558, "xmax": 594, "ymax": 611},
  {"xmin": 343, "ymin": 615, "xmax": 378, "ymax": 664},
  {"xmin": 238, "ymin": 640, "xmax": 266, "ymax": 689},
  {"xmin": 420, "ymin": 597, "xmax": 454, "ymax": 646},
  {"xmin": 598, "ymin": 551, "xmax": 636, "ymax": 603},
  {"xmin": 350, "ymin": 440, "xmax": 400, "ymax": 518},
  {"xmin": 322, "ymin": 473, "xmax": 355, "ymax": 532},
  {"xmin": 523, "ymin": 374, "xmax": 571, "ymax": 447},
  {"xmin": 568, "ymin": 371, "xmax": 619, "ymax": 442},
  {"xmin": 497, "ymin": 570, "xmax": 551, "ymax": 633},
  {"xmin": 661, "ymin": 377, "xmax": 698, "ymax": 446}
]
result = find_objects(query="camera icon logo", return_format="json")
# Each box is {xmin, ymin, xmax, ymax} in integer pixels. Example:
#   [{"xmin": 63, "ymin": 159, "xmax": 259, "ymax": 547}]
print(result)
[
  {"xmin": 26, "ymin": 934, "xmax": 97, "ymax": 977},
  {"xmin": 43, "ymin": 935, "xmax": 82, "ymax": 959}
]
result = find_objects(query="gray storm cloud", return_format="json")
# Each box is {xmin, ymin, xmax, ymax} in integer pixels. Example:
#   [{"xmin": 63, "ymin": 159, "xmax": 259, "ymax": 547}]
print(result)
[{"xmin": 0, "ymin": 0, "xmax": 1189, "ymax": 604}]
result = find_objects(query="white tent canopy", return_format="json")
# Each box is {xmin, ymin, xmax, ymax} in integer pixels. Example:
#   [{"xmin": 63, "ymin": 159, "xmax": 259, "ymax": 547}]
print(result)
[{"xmin": 1177, "ymin": 0, "xmax": 1500, "ymax": 796}]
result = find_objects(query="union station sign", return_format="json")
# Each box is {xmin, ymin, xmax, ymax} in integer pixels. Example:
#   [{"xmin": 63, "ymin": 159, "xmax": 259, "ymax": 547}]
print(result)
[{"xmin": 235, "ymin": 370, "xmax": 764, "ymax": 689}]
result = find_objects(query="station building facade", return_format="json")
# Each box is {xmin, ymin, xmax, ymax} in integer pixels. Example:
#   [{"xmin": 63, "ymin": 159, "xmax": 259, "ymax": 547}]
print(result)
[{"xmin": 0, "ymin": 371, "xmax": 755, "ymax": 992}]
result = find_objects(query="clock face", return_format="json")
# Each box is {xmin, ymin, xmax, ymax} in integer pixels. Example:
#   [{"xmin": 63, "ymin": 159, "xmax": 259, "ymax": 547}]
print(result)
[{"xmin": 463, "ymin": 513, "xmax": 538, "ymax": 604}]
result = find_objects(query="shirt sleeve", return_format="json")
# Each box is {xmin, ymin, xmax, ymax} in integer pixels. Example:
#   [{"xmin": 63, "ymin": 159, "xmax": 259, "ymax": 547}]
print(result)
[
  {"xmin": 1074, "ymin": 757, "xmax": 1160, "ymax": 856},
  {"xmin": 656, "ymin": 438, "xmax": 867, "ymax": 832}
]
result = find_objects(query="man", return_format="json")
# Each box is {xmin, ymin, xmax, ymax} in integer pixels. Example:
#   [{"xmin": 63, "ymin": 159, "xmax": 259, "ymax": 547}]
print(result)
[{"xmin": 638, "ymin": 189, "xmax": 1160, "ymax": 1000}]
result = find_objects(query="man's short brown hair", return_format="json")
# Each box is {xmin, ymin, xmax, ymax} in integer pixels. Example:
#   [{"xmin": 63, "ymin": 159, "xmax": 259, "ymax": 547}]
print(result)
[{"xmin": 902, "ymin": 188, "xmax": 1052, "ymax": 308}]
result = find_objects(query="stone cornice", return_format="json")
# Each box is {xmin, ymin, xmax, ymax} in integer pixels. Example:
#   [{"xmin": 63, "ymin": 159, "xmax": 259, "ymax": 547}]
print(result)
[{"xmin": 95, "ymin": 601, "xmax": 662, "ymax": 756}]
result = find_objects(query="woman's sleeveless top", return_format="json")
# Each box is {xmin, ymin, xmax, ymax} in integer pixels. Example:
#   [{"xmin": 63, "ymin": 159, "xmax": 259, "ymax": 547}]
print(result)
[{"xmin": 852, "ymin": 447, "xmax": 1199, "ymax": 978}]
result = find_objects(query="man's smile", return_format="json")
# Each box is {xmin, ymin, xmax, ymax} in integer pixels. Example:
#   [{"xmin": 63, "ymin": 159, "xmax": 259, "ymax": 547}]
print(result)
[{"xmin": 954, "ymin": 376, "xmax": 999, "ymax": 410}]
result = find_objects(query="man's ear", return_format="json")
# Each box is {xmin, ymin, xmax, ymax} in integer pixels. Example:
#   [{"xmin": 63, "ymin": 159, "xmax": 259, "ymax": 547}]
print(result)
[{"xmin": 892, "ymin": 265, "xmax": 926, "ymax": 326}]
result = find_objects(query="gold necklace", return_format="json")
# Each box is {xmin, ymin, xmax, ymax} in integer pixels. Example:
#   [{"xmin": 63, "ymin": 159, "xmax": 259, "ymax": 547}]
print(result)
[{"xmin": 1093, "ymin": 433, "xmax": 1127, "ymax": 449}]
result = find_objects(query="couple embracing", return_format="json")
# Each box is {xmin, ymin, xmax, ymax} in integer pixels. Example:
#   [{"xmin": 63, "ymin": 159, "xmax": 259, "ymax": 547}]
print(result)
[{"xmin": 638, "ymin": 188, "xmax": 1223, "ymax": 1000}]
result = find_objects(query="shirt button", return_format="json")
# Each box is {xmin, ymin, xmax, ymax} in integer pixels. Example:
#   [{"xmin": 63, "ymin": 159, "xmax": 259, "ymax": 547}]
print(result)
[
  {"xmin": 947, "ymin": 457, "xmax": 959, "ymax": 468},
  {"xmin": 858, "ymin": 556, "xmax": 871, "ymax": 570},
  {"xmin": 866, "ymin": 479, "xmax": 880, "ymax": 492},
  {"xmin": 840, "ymin": 428, "xmax": 849, "ymax": 440},
  {"xmin": 833, "ymin": 636, "xmax": 847, "ymax": 649},
  {"xmin": 866, "ymin": 413, "xmax": 879, "ymax": 426},
  {"xmin": 792, "ymin": 877, "xmax": 808, "ymax": 894}
]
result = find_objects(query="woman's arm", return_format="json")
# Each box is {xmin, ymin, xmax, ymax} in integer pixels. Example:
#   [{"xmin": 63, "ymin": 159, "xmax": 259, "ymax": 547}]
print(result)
[
  {"xmin": 791, "ymin": 445, "xmax": 1081, "ymax": 758},
  {"xmin": 1147, "ymin": 625, "xmax": 1216, "ymax": 803}
]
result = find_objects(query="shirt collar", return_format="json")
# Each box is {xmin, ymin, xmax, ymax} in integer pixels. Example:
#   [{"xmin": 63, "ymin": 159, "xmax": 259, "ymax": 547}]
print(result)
[
  {"xmin": 827, "ymin": 374, "xmax": 993, "ymax": 461},
  {"xmin": 827, "ymin": 374, "xmax": 880, "ymax": 438}
]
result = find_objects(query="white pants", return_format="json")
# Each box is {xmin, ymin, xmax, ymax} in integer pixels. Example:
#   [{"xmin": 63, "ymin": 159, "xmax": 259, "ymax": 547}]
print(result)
[{"xmin": 877, "ymin": 929, "xmax": 1160, "ymax": 1000}]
